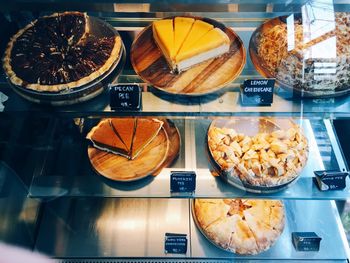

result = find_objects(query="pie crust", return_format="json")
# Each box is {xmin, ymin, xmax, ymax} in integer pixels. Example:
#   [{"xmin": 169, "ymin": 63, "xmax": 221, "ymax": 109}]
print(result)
[
  {"xmin": 3, "ymin": 11, "xmax": 122, "ymax": 92},
  {"xmin": 194, "ymin": 199, "xmax": 285, "ymax": 255},
  {"xmin": 208, "ymin": 118, "xmax": 309, "ymax": 187}
]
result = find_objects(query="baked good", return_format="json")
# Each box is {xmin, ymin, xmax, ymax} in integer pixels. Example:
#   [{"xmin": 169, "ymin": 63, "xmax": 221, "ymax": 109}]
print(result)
[
  {"xmin": 3, "ymin": 12, "xmax": 121, "ymax": 92},
  {"xmin": 194, "ymin": 199, "xmax": 285, "ymax": 254},
  {"xmin": 208, "ymin": 119, "xmax": 308, "ymax": 187},
  {"xmin": 152, "ymin": 17, "xmax": 230, "ymax": 72},
  {"xmin": 110, "ymin": 118, "xmax": 136, "ymax": 155},
  {"xmin": 87, "ymin": 118, "xmax": 164, "ymax": 160},
  {"xmin": 131, "ymin": 118, "xmax": 164, "ymax": 159},
  {"xmin": 255, "ymin": 12, "xmax": 350, "ymax": 95},
  {"xmin": 86, "ymin": 119, "xmax": 129, "ymax": 158}
]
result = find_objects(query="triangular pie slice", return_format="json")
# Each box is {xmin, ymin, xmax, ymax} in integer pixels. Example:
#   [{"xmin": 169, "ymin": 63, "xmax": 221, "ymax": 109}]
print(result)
[
  {"xmin": 152, "ymin": 19, "xmax": 175, "ymax": 63},
  {"xmin": 174, "ymin": 17, "xmax": 195, "ymax": 57},
  {"xmin": 175, "ymin": 27, "xmax": 230, "ymax": 71},
  {"xmin": 86, "ymin": 119, "xmax": 129, "ymax": 158},
  {"xmin": 109, "ymin": 118, "xmax": 136, "ymax": 155},
  {"xmin": 178, "ymin": 20, "xmax": 214, "ymax": 55},
  {"xmin": 131, "ymin": 118, "xmax": 164, "ymax": 159},
  {"xmin": 152, "ymin": 17, "xmax": 230, "ymax": 73}
]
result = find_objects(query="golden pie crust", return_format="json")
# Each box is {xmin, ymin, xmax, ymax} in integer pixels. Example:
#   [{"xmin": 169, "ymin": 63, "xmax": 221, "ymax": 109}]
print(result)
[
  {"xmin": 194, "ymin": 199, "xmax": 285, "ymax": 255},
  {"xmin": 208, "ymin": 118, "xmax": 309, "ymax": 187}
]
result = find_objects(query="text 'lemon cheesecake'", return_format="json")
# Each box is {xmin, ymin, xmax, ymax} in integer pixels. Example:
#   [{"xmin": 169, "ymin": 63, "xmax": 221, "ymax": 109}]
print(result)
[{"xmin": 152, "ymin": 17, "xmax": 230, "ymax": 73}]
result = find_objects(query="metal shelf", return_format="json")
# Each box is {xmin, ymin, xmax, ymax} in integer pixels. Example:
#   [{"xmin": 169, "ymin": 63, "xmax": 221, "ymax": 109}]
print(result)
[
  {"xmin": 33, "ymin": 198, "xmax": 348, "ymax": 261},
  {"xmin": 1, "ymin": 12, "xmax": 350, "ymax": 118}
]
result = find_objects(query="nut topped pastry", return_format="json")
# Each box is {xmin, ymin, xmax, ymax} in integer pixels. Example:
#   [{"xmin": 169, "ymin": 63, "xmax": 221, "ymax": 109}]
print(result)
[
  {"xmin": 3, "ymin": 12, "xmax": 122, "ymax": 92},
  {"xmin": 208, "ymin": 118, "xmax": 309, "ymax": 188},
  {"xmin": 194, "ymin": 199, "xmax": 285, "ymax": 254}
]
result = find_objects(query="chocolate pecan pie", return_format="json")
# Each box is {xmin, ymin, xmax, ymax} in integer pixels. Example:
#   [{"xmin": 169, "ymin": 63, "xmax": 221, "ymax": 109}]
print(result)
[{"xmin": 3, "ymin": 12, "xmax": 121, "ymax": 92}]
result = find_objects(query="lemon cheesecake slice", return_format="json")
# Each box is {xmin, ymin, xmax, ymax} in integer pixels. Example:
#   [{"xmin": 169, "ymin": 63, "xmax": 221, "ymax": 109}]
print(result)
[
  {"xmin": 152, "ymin": 19, "xmax": 176, "ymax": 63},
  {"xmin": 152, "ymin": 17, "xmax": 230, "ymax": 73},
  {"xmin": 175, "ymin": 27, "xmax": 230, "ymax": 71},
  {"xmin": 174, "ymin": 17, "xmax": 195, "ymax": 56}
]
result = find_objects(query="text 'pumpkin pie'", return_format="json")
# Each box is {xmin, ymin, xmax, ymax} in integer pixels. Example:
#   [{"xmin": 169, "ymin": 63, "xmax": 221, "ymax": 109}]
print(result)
[{"xmin": 193, "ymin": 199, "xmax": 285, "ymax": 255}]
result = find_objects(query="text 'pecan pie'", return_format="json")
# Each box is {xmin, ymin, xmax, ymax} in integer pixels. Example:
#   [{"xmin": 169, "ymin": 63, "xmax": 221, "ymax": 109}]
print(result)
[
  {"xmin": 208, "ymin": 118, "xmax": 309, "ymax": 188},
  {"xmin": 194, "ymin": 199, "xmax": 285, "ymax": 255},
  {"xmin": 3, "ymin": 12, "xmax": 122, "ymax": 92}
]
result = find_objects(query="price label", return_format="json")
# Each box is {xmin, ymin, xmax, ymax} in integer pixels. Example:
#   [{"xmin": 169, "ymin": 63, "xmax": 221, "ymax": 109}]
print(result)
[
  {"xmin": 164, "ymin": 233, "xmax": 187, "ymax": 254},
  {"xmin": 241, "ymin": 79, "xmax": 275, "ymax": 106},
  {"xmin": 314, "ymin": 170, "xmax": 348, "ymax": 191},
  {"xmin": 170, "ymin": 171, "xmax": 196, "ymax": 193},
  {"xmin": 109, "ymin": 84, "xmax": 142, "ymax": 111},
  {"xmin": 292, "ymin": 232, "xmax": 322, "ymax": 251}
]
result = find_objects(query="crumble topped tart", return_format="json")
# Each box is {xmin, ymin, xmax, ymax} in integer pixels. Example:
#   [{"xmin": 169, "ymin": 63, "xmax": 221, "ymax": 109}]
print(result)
[
  {"xmin": 208, "ymin": 119, "xmax": 309, "ymax": 187},
  {"xmin": 256, "ymin": 12, "xmax": 350, "ymax": 95},
  {"xmin": 3, "ymin": 11, "xmax": 121, "ymax": 92},
  {"xmin": 194, "ymin": 199, "xmax": 285, "ymax": 255}
]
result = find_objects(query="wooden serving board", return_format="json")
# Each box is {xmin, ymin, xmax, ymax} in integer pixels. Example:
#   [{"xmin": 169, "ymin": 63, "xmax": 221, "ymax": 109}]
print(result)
[
  {"xmin": 88, "ymin": 127, "xmax": 169, "ymax": 182},
  {"xmin": 131, "ymin": 16, "xmax": 246, "ymax": 96}
]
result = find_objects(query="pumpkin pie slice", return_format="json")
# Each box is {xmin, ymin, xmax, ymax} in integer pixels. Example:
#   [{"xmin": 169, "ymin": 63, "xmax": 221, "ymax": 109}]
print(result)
[
  {"xmin": 86, "ymin": 119, "xmax": 129, "ymax": 158},
  {"xmin": 131, "ymin": 118, "xmax": 164, "ymax": 159},
  {"xmin": 109, "ymin": 118, "xmax": 136, "ymax": 155}
]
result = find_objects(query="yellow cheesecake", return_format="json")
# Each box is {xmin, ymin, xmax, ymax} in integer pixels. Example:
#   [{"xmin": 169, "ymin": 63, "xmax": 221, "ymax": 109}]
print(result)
[
  {"xmin": 175, "ymin": 27, "xmax": 230, "ymax": 71},
  {"xmin": 152, "ymin": 19, "xmax": 176, "ymax": 61},
  {"xmin": 152, "ymin": 17, "xmax": 230, "ymax": 73},
  {"xmin": 174, "ymin": 17, "xmax": 195, "ymax": 56}
]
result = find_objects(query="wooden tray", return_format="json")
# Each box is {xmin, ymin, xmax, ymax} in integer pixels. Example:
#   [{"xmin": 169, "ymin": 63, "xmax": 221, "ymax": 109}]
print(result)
[
  {"xmin": 88, "ymin": 119, "xmax": 180, "ymax": 182},
  {"xmin": 249, "ymin": 14, "xmax": 350, "ymax": 98},
  {"xmin": 131, "ymin": 16, "xmax": 246, "ymax": 96}
]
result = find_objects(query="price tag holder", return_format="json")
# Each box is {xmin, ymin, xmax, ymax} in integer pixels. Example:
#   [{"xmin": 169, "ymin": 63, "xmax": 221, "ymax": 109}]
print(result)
[
  {"xmin": 170, "ymin": 171, "xmax": 196, "ymax": 193},
  {"xmin": 292, "ymin": 232, "xmax": 322, "ymax": 252},
  {"xmin": 109, "ymin": 84, "xmax": 142, "ymax": 111},
  {"xmin": 314, "ymin": 170, "xmax": 348, "ymax": 191},
  {"xmin": 164, "ymin": 233, "xmax": 188, "ymax": 254},
  {"xmin": 241, "ymin": 78, "xmax": 275, "ymax": 106}
]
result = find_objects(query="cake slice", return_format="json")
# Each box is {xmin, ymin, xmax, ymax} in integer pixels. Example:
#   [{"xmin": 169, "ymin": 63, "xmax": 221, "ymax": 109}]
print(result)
[
  {"xmin": 109, "ymin": 118, "xmax": 136, "ymax": 155},
  {"xmin": 86, "ymin": 119, "xmax": 129, "ymax": 158},
  {"xmin": 177, "ymin": 20, "xmax": 213, "ymax": 56},
  {"xmin": 131, "ymin": 118, "xmax": 164, "ymax": 159},
  {"xmin": 152, "ymin": 19, "xmax": 175, "ymax": 62},
  {"xmin": 174, "ymin": 17, "xmax": 195, "ymax": 57},
  {"xmin": 152, "ymin": 17, "xmax": 230, "ymax": 73},
  {"xmin": 175, "ymin": 27, "xmax": 230, "ymax": 71}
]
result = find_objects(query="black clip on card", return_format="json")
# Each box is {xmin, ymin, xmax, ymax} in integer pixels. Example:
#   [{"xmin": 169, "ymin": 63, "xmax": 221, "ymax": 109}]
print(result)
[
  {"xmin": 109, "ymin": 83, "xmax": 142, "ymax": 111},
  {"xmin": 241, "ymin": 78, "xmax": 275, "ymax": 106},
  {"xmin": 164, "ymin": 233, "xmax": 188, "ymax": 254},
  {"xmin": 314, "ymin": 170, "xmax": 349, "ymax": 191}
]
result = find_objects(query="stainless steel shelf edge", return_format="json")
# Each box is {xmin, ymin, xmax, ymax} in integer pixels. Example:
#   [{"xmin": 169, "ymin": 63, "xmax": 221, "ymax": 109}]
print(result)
[{"xmin": 35, "ymin": 198, "xmax": 348, "ymax": 261}]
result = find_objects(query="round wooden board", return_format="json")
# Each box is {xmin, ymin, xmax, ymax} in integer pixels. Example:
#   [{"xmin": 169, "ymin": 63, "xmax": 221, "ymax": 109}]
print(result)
[
  {"xmin": 249, "ymin": 14, "xmax": 350, "ymax": 98},
  {"xmin": 88, "ymin": 127, "xmax": 169, "ymax": 182},
  {"xmin": 131, "ymin": 16, "xmax": 246, "ymax": 96}
]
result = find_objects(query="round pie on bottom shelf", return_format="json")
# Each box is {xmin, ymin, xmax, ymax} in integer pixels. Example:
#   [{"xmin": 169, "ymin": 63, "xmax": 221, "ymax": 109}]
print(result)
[
  {"xmin": 193, "ymin": 199, "xmax": 285, "ymax": 255},
  {"xmin": 3, "ymin": 11, "xmax": 122, "ymax": 92},
  {"xmin": 207, "ymin": 118, "xmax": 309, "ymax": 190}
]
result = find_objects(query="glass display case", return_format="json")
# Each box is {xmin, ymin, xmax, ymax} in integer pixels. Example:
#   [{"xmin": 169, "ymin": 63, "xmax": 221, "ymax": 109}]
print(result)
[{"xmin": 1, "ymin": 0, "xmax": 350, "ymax": 262}]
